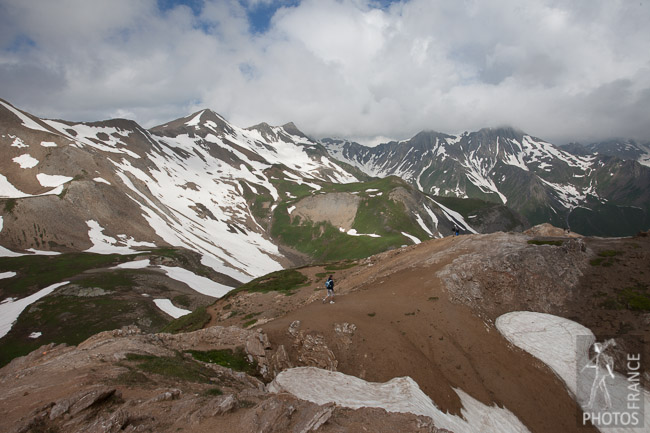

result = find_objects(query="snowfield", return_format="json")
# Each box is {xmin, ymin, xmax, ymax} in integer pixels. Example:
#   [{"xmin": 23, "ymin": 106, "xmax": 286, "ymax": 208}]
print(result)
[
  {"xmin": 269, "ymin": 367, "xmax": 531, "ymax": 433},
  {"xmin": 496, "ymin": 312, "xmax": 649, "ymax": 433}
]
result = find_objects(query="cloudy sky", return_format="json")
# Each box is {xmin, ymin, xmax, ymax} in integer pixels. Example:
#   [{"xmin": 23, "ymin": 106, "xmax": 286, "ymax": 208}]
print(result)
[{"xmin": 1, "ymin": 0, "xmax": 649, "ymax": 145}]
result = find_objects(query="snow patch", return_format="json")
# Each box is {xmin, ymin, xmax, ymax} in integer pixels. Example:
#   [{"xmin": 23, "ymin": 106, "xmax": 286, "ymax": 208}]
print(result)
[
  {"xmin": 430, "ymin": 198, "xmax": 478, "ymax": 234},
  {"xmin": 153, "ymin": 299, "xmax": 191, "ymax": 318},
  {"xmin": 11, "ymin": 137, "xmax": 28, "ymax": 148},
  {"xmin": 93, "ymin": 177, "xmax": 111, "ymax": 185},
  {"xmin": 0, "ymin": 281, "xmax": 69, "ymax": 338},
  {"xmin": 269, "ymin": 367, "xmax": 531, "ymax": 433},
  {"xmin": 26, "ymin": 249, "xmax": 61, "ymax": 255},
  {"xmin": 28, "ymin": 332, "xmax": 42, "ymax": 339},
  {"xmin": 159, "ymin": 265, "xmax": 232, "ymax": 298},
  {"xmin": 496, "ymin": 312, "xmax": 650, "ymax": 433},
  {"xmin": 36, "ymin": 173, "xmax": 73, "ymax": 188},
  {"xmin": 113, "ymin": 259, "xmax": 151, "ymax": 269},
  {"xmin": 13, "ymin": 154, "xmax": 39, "ymax": 169},
  {"xmin": 414, "ymin": 213, "xmax": 434, "ymax": 237},
  {"xmin": 40, "ymin": 141, "xmax": 57, "ymax": 147},
  {"xmin": 85, "ymin": 220, "xmax": 153, "ymax": 255},
  {"xmin": 0, "ymin": 100, "xmax": 51, "ymax": 133},
  {"xmin": 0, "ymin": 271, "xmax": 17, "ymax": 279},
  {"xmin": 401, "ymin": 232, "xmax": 421, "ymax": 244},
  {"xmin": 185, "ymin": 110, "xmax": 205, "ymax": 127},
  {"xmin": 346, "ymin": 229, "xmax": 381, "ymax": 238}
]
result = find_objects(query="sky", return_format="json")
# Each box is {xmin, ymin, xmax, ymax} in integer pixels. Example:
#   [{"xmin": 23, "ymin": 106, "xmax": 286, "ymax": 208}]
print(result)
[{"xmin": 1, "ymin": 0, "xmax": 649, "ymax": 146}]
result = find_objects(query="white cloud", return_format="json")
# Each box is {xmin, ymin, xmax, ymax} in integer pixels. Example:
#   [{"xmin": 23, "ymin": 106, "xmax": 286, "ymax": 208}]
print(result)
[{"xmin": 1, "ymin": 0, "xmax": 649, "ymax": 144}]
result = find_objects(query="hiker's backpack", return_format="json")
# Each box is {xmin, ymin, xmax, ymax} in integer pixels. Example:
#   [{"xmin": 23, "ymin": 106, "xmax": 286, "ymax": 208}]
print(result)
[{"xmin": 325, "ymin": 279, "xmax": 333, "ymax": 290}]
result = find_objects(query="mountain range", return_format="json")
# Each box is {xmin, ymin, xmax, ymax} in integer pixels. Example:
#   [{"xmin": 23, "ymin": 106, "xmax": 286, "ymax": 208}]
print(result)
[
  {"xmin": 0, "ymin": 98, "xmax": 526, "ymax": 286},
  {"xmin": 323, "ymin": 128, "xmax": 650, "ymax": 237}
]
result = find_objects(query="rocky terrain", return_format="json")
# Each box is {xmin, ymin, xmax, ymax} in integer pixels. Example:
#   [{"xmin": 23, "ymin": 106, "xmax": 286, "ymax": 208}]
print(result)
[{"xmin": 2, "ymin": 227, "xmax": 648, "ymax": 433}]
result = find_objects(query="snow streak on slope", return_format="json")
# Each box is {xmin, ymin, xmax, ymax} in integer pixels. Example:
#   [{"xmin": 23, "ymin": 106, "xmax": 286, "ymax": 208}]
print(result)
[
  {"xmin": 0, "ymin": 282, "xmax": 70, "ymax": 338},
  {"xmin": 153, "ymin": 299, "xmax": 191, "ymax": 318},
  {"xmin": 430, "ymin": 198, "xmax": 477, "ymax": 234},
  {"xmin": 0, "ymin": 100, "xmax": 51, "ymax": 133},
  {"xmin": 269, "ymin": 367, "xmax": 531, "ymax": 433}
]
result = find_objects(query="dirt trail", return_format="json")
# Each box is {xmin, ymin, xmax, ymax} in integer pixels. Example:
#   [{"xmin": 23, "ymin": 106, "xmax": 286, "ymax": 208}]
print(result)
[{"xmin": 261, "ymin": 236, "xmax": 598, "ymax": 433}]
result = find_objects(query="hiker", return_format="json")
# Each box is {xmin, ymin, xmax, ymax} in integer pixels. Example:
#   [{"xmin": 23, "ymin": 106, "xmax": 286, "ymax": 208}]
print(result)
[
  {"xmin": 453, "ymin": 224, "xmax": 460, "ymax": 236},
  {"xmin": 323, "ymin": 275, "xmax": 335, "ymax": 304}
]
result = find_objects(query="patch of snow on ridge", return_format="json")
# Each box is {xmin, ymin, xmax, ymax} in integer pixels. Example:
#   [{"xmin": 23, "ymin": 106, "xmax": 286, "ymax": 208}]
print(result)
[
  {"xmin": 85, "ymin": 220, "xmax": 153, "ymax": 254},
  {"xmin": 0, "ymin": 271, "xmax": 17, "ymax": 279},
  {"xmin": 401, "ymin": 232, "xmax": 421, "ymax": 244},
  {"xmin": 415, "ymin": 213, "xmax": 434, "ymax": 237},
  {"xmin": 0, "ymin": 281, "xmax": 70, "ymax": 338},
  {"xmin": 159, "ymin": 265, "xmax": 231, "ymax": 298},
  {"xmin": 28, "ymin": 332, "xmax": 42, "ymax": 339},
  {"xmin": 93, "ymin": 177, "xmax": 111, "ymax": 185},
  {"xmin": 346, "ymin": 229, "xmax": 380, "ymax": 238},
  {"xmin": 11, "ymin": 137, "xmax": 28, "ymax": 148},
  {"xmin": 26, "ymin": 249, "xmax": 61, "ymax": 255},
  {"xmin": 0, "ymin": 217, "xmax": 23, "ymax": 257},
  {"xmin": 0, "ymin": 173, "xmax": 63, "ymax": 198},
  {"xmin": 430, "ymin": 198, "xmax": 478, "ymax": 234},
  {"xmin": 113, "ymin": 259, "xmax": 151, "ymax": 270},
  {"xmin": 0, "ymin": 100, "xmax": 50, "ymax": 133},
  {"xmin": 496, "ymin": 312, "xmax": 650, "ymax": 433},
  {"xmin": 36, "ymin": 173, "xmax": 73, "ymax": 188},
  {"xmin": 40, "ymin": 141, "xmax": 57, "ymax": 147},
  {"xmin": 185, "ymin": 110, "xmax": 205, "ymax": 127},
  {"xmin": 269, "ymin": 367, "xmax": 531, "ymax": 433},
  {"xmin": 13, "ymin": 154, "xmax": 39, "ymax": 168},
  {"xmin": 153, "ymin": 299, "xmax": 191, "ymax": 318}
]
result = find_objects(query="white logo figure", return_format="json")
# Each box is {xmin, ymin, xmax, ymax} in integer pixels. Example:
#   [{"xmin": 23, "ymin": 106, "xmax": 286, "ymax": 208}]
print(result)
[{"xmin": 581, "ymin": 339, "xmax": 616, "ymax": 410}]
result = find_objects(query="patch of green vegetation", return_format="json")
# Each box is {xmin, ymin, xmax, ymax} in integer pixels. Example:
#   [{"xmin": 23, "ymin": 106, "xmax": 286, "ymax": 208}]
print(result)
[
  {"xmin": 315, "ymin": 272, "xmax": 328, "ymax": 279},
  {"xmin": 527, "ymin": 240, "xmax": 564, "ymax": 246},
  {"xmin": 204, "ymin": 387, "xmax": 223, "ymax": 396},
  {"xmin": 186, "ymin": 348, "xmax": 258, "ymax": 376},
  {"xmin": 0, "ymin": 253, "xmax": 136, "ymax": 297},
  {"xmin": 226, "ymin": 269, "xmax": 309, "ymax": 298},
  {"xmin": 428, "ymin": 296, "xmax": 439, "ymax": 301},
  {"xmin": 239, "ymin": 399, "xmax": 257, "ymax": 408},
  {"xmin": 597, "ymin": 250, "xmax": 622, "ymax": 257},
  {"xmin": 0, "ymin": 293, "xmax": 168, "ymax": 367},
  {"xmin": 243, "ymin": 319, "xmax": 258, "ymax": 328},
  {"xmin": 619, "ymin": 287, "xmax": 650, "ymax": 311},
  {"xmin": 172, "ymin": 294, "xmax": 191, "ymax": 308},
  {"xmin": 115, "ymin": 369, "xmax": 151, "ymax": 386},
  {"xmin": 404, "ymin": 312, "xmax": 416, "ymax": 316},
  {"xmin": 590, "ymin": 258, "xmax": 606, "ymax": 266},
  {"xmin": 367, "ymin": 312, "xmax": 376, "ymax": 317},
  {"xmin": 3, "ymin": 198, "xmax": 17, "ymax": 213},
  {"xmin": 161, "ymin": 306, "xmax": 211, "ymax": 334},
  {"xmin": 270, "ymin": 176, "xmax": 431, "ymax": 262},
  {"xmin": 75, "ymin": 270, "xmax": 136, "ymax": 290},
  {"xmin": 599, "ymin": 286, "xmax": 650, "ymax": 312},
  {"xmin": 243, "ymin": 312, "xmax": 261, "ymax": 320},
  {"xmin": 125, "ymin": 352, "xmax": 216, "ymax": 383},
  {"xmin": 599, "ymin": 298, "xmax": 623, "ymax": 310}
]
